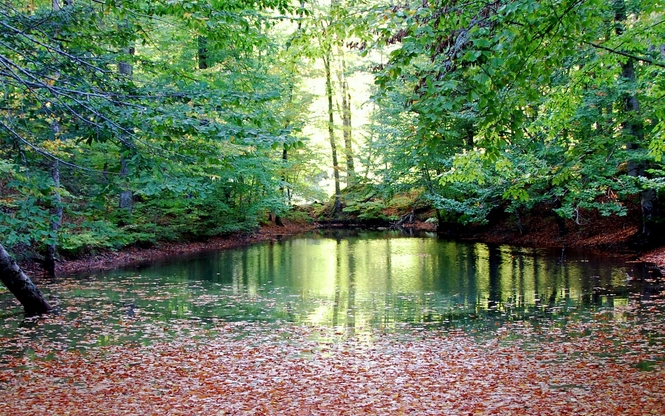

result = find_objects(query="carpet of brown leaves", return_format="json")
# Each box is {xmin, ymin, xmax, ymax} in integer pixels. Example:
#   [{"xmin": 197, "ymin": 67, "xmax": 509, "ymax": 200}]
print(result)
[
  {"xmin": 1, "ymin": 304, "xmax": 664, "ymax": 415},
  {"xmin": 640, "ymin": 247, "xmax": 665, "ymax": 269}
]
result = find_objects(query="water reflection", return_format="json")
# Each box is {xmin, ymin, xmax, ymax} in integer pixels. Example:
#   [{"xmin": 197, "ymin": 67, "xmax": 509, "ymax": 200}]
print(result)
[
  {"xmin": 125, "ymin": 231, "xmax": 645, "ymax": 330},
  {"xmin": 0, "ymin": 231, "xmax": 655, "ymax": 357}
]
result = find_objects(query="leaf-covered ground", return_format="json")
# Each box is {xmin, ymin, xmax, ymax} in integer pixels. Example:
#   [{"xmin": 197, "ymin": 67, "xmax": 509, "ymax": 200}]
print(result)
[{"xmin": 1, "ymin": 301, "xmax": 664, "ymax": 415}]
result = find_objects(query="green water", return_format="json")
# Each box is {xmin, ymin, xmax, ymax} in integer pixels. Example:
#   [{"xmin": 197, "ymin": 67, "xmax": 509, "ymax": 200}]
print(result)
[{"xmin": 0, "ymin": 231, "xmax": 653, "ymax": 353}]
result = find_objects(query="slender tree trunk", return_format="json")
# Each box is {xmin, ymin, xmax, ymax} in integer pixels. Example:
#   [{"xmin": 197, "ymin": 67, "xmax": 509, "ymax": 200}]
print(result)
[
  {"xmin": 337, "ymin": 49, "xmax": 355, "ymax": 187},
  {"xmin": 324, "ymin": 52, "xmax": 342, "ymax": 214},
  {"xmin": 274, "ymin": 0, "xmax": 304, "ymax": 216},
  {"xmin": 0, "ymin": 244, "xmax": 52, "ymax": 316},
  {"xmin": 45, "ymin": 160, "xmax": 63, "ymax": 277},
  {"xmin": 46, "ymin": 0, "xmax": 70, "ymax": 276},
  {"xmin": 118, "ymin": 37, "xmax": 134, "ymax": 213},
  {"xmin": 334, "ymin": 45, "xmax": 355, "ymax": 187},
  {"xmin": 119, "ymin": 155, "xmax": 132, "ymax": 212},
  {"xmin": 118, "ymin": 48, "xmax": 134, "ymax": 76},
  {"xmin": 621, "ymin": 57, "xmax": 655, "ymax": 235},
  {"xmin": 198, "ymin": 36, "xmax": 208, "ymax": 69},
  {"xmin": 282, "ymin": 145, "xmax": 289, "ymax": 202}
]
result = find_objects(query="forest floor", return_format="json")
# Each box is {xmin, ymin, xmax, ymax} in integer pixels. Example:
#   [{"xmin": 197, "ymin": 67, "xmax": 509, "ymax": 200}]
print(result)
[{"xmin": 2, "ymin": 318, "xmax": 664, "ymax": 415}]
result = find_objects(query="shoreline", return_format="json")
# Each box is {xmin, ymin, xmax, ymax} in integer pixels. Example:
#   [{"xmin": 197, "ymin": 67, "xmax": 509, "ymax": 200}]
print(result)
[
  {"xmin": 20, "ymin": 219, "xmax": 665, "ymax": 279},
  {"xmin": 23, "ymin": 220, "xmax": 318, "ymax": 279}
]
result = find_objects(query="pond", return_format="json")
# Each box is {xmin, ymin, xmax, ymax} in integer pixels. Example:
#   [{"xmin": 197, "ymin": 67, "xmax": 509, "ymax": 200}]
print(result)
[{"xmin": 0, "ymin": 230, "xmax": 657, "ymax": 355}]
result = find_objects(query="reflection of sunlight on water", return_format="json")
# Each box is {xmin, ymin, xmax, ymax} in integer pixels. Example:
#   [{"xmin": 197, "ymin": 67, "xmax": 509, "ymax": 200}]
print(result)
[
  {"xmin": 307, "ymin": 304, "xmax": 333, "ymax": 326},
  {"xmin": 1, "ymin": 231, "xmax": 652, "ymax": 355},
  {"xmin": 113, "ymin": 233, "xmax": 650, "ymax": 331}
]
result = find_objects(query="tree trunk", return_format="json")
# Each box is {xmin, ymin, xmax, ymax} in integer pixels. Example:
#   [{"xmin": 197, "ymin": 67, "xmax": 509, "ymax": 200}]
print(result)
[
  {"xmin": 339, "ymin": 51, "xmax": 355, "ymax": 187},
  {"xmin": 47, "ymin": 0, "xmax": 69, "ymax": 276},
  {"xmin": 324, "ymin": 51, "xmax": 342, "ymax": 214},
  {"xmin": 118, "ymin": 37, "xmax": 134, "ymax": 213},
  {"xmin": 45, "ymin": 160, "xmax": 63, "ymax": 277},
  {"xmin": 614, "ymin": 0, "xmax": 656, "ymax": 237},
  {"xmin": 0, "ymin": 244, "xmax": 52, "ymax": 316},
  {"xmin": 198, "ymin": 36, "xmax": 208, "ymax": 69},
  {"xmin": 119, "ymin": 154, "xmax": 133, "ymax": 212}
]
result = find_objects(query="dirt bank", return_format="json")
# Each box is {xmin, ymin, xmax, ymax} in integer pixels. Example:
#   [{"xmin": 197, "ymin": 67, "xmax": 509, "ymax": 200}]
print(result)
[
  {"xmin": 424, "ymin": 202, "xmax": 665, "ymax": 268},
  {"xmin": 20, "ymin": 211, "xmax": 665, "ymax": 279},
  {"xmin": 22, "ymin": 220, "xmax": 317, "ymax": 278}
]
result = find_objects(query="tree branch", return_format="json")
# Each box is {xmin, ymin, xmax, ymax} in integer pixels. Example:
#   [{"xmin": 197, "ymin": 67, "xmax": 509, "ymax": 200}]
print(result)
[
  {"xmin": 585, "ymin": 41, "xmax": 665, "ymax": 69},
  {"xmin": 0, "ymin": 119, "xmax": 115, "ymax": 175}
]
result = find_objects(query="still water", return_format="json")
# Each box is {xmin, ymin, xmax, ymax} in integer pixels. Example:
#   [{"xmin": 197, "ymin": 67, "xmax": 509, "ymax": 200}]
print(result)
[
  {"xmin": 0, "ymin": 230, "xmax": 653, "ymax": 353},
  {"xmin": 97, "ymin": 230, "xmax": 647, "ymax": 327}
]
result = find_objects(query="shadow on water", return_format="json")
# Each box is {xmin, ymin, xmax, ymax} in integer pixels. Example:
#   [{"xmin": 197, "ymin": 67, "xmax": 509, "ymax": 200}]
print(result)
[
  {"xmin": 91, "ymin": 231, "xmax": 656, "ymax": 326},
  {"xmin": 0, "ymin": 230, "xmax": 661, "ymax": 355}
]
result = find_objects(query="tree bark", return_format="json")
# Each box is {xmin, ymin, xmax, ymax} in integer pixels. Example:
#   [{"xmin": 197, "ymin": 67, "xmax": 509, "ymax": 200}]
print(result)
[
  {"xmin": 47, "ymin": 0, "xmax": 69, "ymax": 276},
  {"xmin": 339, "ymin": 51, "xmax": 355, "ymax": 186},
  {"xmin": 614, "ymin": 0, "xmax": 656, "ymax": 237},
  {"xmin": 0, "ymin": 244, "xmax": 52, "ymax": 316},
  {"xmin": 45, "ymin": 160, "xmax": 63, "ymax": 277},
  {"xmin": 118, "ymin": 35, "xmax": 134, "ymax": 213},
  {"xmin": 119, "ymin": 154, "xmax": 133, "ymax": 212},
  {"xmin": 324, "ymin": 51, "xmax": 342, "ymax": 214},
  {"xmin": 198, "ymin": 36, "xmax": 208, "ymax": 69}
]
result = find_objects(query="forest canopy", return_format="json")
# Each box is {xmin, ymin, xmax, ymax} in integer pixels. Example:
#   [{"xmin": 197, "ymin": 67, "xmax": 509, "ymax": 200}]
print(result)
[
  {"xmin": 1, "ymin": 0, "xmax": 311, "ymax": 269},
  {"xmin": 369, "ymin": 0, "xmax": 665, "ymax": 234}
]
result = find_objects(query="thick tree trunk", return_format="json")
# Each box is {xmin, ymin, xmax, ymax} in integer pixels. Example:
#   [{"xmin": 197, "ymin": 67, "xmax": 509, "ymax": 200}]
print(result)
[
  {"xmin": 615, "ymin": 0, "xmax": 656, "ymax": 237},
  {"xmin": 0, "ymin": 244, "xmax": 52, "ymax": 316}
]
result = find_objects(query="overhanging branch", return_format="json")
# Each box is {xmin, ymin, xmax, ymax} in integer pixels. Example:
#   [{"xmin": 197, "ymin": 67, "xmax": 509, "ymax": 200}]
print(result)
[{"xmin": 586, "ymin": 41, "xmax": 665, "ymax": 69}]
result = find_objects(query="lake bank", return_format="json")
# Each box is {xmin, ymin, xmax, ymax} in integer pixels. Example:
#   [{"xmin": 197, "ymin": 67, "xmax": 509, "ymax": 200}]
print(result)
[
  {"xmin": 19, "ymin": 210, "xmax": 665, "ymax": 280},
  {"xmin": 21, "ymin": 220, "xmax": 318, "ymax": 279}
]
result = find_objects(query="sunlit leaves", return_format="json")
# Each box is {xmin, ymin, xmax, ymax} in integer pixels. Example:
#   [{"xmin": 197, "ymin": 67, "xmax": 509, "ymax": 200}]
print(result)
[{"xmin": 0, "ymin": 0, "xmax": 310, "ymax": 256}]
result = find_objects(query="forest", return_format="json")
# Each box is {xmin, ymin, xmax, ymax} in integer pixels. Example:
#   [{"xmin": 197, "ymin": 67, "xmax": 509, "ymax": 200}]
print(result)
[
  {"xmin": 1, "ymin": 1, "xmax": 665, "ymax": 414},
  {"xmin": 1, "ymin": 0, "xmax": 665, "ymax": 277}
]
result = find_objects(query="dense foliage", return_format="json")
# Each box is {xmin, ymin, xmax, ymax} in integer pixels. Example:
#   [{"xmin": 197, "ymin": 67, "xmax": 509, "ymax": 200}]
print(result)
[
  {"xmin": 0, "ymin": 0, "xmax": 321, "ymax": 261},
  {"xmin": 366, "ymin": 0, "xmax": 665, "ymax": 235},
  {"xmin": 2, "ymin": 0, "xmax": 665, "ymax": 267}
]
